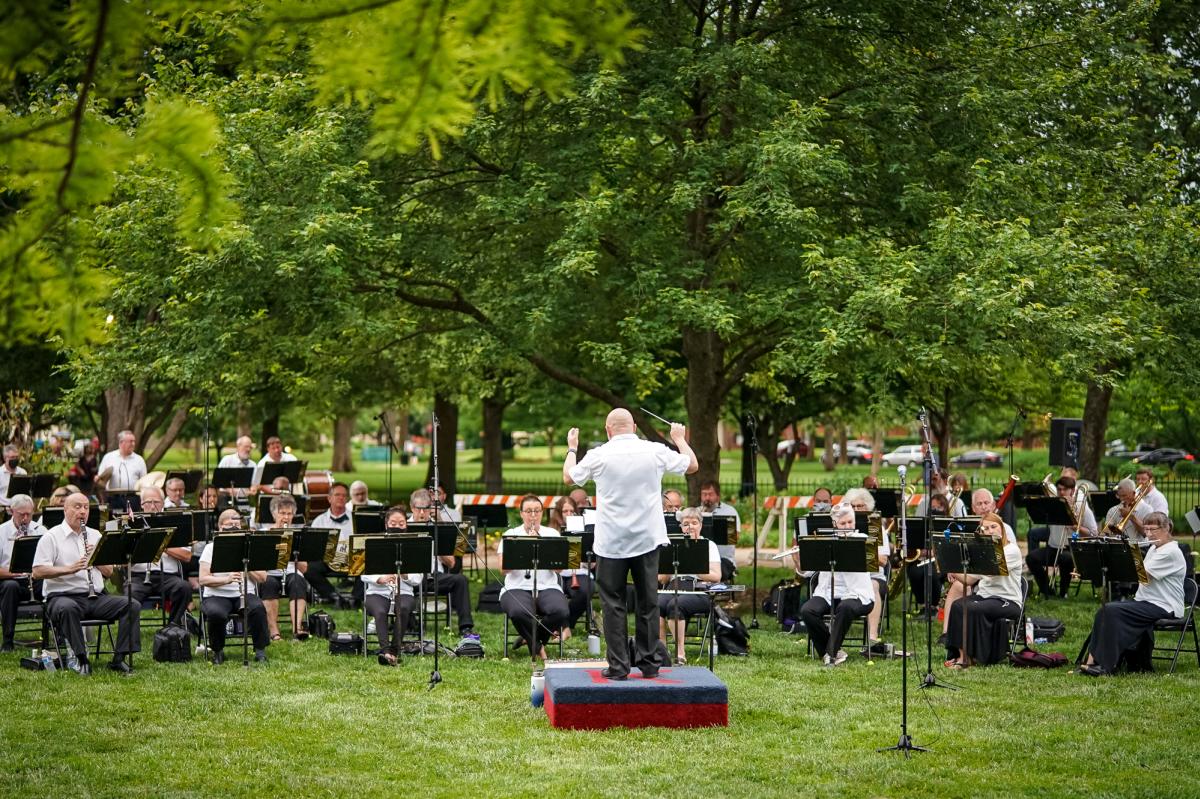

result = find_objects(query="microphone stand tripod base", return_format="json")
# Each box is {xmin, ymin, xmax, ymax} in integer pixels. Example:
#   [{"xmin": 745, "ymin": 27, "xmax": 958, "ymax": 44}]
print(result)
[
  {"xmin": 428, "ymin": 669, "xmax": 442, "ymax": 691},
  {"xmin": 879, "ymin": 733, "xmax": 930, "ymax": 757},
  {"xmin": 918, "ymin": 670, "xmax": 959, "ymax": 691}
]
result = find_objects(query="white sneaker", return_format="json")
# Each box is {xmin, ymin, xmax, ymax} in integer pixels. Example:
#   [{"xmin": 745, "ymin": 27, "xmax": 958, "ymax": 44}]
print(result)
[
  {"xmin": 832, "ymin": 650, "xmax": 849, "ymax": 666},
  {"xmin": 822, "ymin": 653, "xmax": 833, "ymax": 666}
]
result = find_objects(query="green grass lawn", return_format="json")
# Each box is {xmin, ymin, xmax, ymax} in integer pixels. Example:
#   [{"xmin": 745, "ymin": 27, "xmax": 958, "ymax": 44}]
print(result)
[{"xmin": 4, "ymin": 564, "xmax": 1198, "ymax": 798}]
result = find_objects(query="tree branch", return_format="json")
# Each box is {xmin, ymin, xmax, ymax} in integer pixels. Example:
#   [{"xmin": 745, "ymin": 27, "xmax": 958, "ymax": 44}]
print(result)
[{"xmin": 56, "ymin": 0, "xmax": 109, "ymax": 212}]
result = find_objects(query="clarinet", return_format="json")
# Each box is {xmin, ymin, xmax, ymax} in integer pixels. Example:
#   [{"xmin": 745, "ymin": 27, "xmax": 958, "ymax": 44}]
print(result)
[{"xmin": 83, "ymin": 536, "xmax": 98, "ymax": 599}]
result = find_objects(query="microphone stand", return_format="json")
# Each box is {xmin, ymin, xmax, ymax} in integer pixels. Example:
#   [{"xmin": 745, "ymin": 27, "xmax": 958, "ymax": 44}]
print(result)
[
  {"xmin": 376, "ymin": 412, "xmax": 397, "ymax": 506},
  {"xmin": 200, "ymin": 401, "xmax": 210, "ymax": 656},
  {"xmin": 427, "ymin": 410, "xmax": 442, "ymax": 691},
  {"xmin": 1004, "ymin": 409, "xmax": 1024, "ymax": 479},
  {"xmin": 746, "ymin": 413, "xmax": 760, "ymax": 629},
  {"xmin": 917, "ymin": 408, "xmax": 956, "ymax": 691},
  {"xmin": 880, "ymin": 464, "xmax": 927, "ymax": 755}
]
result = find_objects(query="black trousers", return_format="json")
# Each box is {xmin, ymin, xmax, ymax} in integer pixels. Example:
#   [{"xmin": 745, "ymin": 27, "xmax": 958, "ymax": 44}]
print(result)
[
  {"xmin": 907, "ymin": 560, "xmax": 942, "ymax": 608},
  {"xmin": 1027, "ymin": 526, "xmax": 1050, "ymax": 550},
  {"xmin": 423, "ymin": 573, "xmax": 474, "ymax": 632},
  {"xmin": 800, "ymin": 596, "xmax": 873, "ymax": 658},
  {"xmin": 46, "ymin": 592, "xmax": 141, "ymax": 659},
  {"xmin": 304, "ymin": 561, "xmax": 340, "ymax": 602},
  {"xmin": 260, "ymin": 573, "xmax": 308, "ymax": 600},
  {"xmin": 202, "ymin": 594, "xmax": 269, "ymax": 652},
  {"xmin": 946, "ymin": 595, "xmax": 1021, "ymax": 665},
  {"xmin": 129, "ymin": 571, "xmax": 192, "ymax": 626},
  {"xmin": 500, "ymin": 588, "xmax": 570, "ymax": 650},
  {"xmin": 365, "ymin": 593, "xmax": 415, "ymax": 654},
  {"xmin": 560, "ymin": 573, "xmax": 594, "ymax": 629},
  {"xmin": 657, "ymin": 590, "xmax": 710, "ymax": 620},
  {"xmin": 0, "ymin": 578, "xmax": 38, "ymax": 643},
  {"xmin": 1087, "ymin": 599, "xmax": 1171, "ymax": 673},
  {"xmin": 596, "ymin": 550, "xmax": 662, "ymax": 676},
  {"xmin": 1027, "ymin": 546, "xmax": 1073, "ymax": 597}
]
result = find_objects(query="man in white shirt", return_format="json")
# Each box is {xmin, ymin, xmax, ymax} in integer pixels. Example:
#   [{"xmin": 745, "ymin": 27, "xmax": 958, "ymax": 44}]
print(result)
[
  {"xmin": 699, "ymin": 480, "xmax": 740, "ymax": 577},
  {"xmin": 164, "ymin": 477, "xmax": 188, "ymax": 508},
  {"xmin": 252, "ymin": 436, "xmax": 297, "ymax": 491},
  {"xmin": 1025, "ymin": 475, "xmax": 1098, "ymax": 599},
  {"xmin": 349, "ymin": 480, "xmax": 381, "ymax": 508},
  {"xmin": 96, "ymin": 430, "xmax": 148, "ymax": 510},
  {"xmin": 309, "ymin": 482, "xmax": 354, "ymax": 604},
  {"xmin": 565, "ymin": 408, "xmax": 697, "ymax": 680},
  {"xmin": 32, "ymin": 492, "xmax": 141, "ymax": 675},
  {"xmin": 127, "ymin": 486, "xmax": 193, "ymax": 628},
  {"xmin": 0, "ymin": 494, "xmax": 47, "ymax": 650},
  {"xmin": 1134, "ymin": 467, "xmax": 1169, "ymax": 516},
  {"xmin": 1103, "ymin": 478, "xmax": 1150, "ymax": 542},
  {"xmin": 0, "ymin": 444, "xmax": 28, "ymax": 507}
]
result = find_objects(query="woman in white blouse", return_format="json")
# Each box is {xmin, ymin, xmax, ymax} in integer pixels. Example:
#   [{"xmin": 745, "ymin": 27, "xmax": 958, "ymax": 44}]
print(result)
[
  {"xmin": 499, "ymin": 495, "xmax": 569, "ymax": 661},
  {"xmin": 943, "ymin": 512, "xmax": 1024, "ymax": 668}
]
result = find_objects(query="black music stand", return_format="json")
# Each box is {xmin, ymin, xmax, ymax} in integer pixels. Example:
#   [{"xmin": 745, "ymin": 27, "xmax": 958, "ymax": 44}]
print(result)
[
  {"xmin": 1090, "ymin": 490, "xmax": 1119, "ymax": 522},
  {"xmin": 165, "ymin": 469, "xmax": 205, "ymax": 494},
  {"xmin": 658, "ymin": 536, "xmax": 715, "ymax": 669},
  {"xmin": 211, "ymin": 467, "xmax": 254, "ymax": 494},
  {"xmin": 462, "ymin": 503, "xmax": 509, "ymax": 582},
  {"xmin": 9, "ymin": 537, "xmax": 44, "ymax": 641},
  {"xmin": 501, "ymin": 536, "xmax": 570, "ymax": 665},
  {"xmin": 210, "ymin": 532, "xmax": 286, "ymax": 666},
  {"xmin": 92, "ymin": 526, "xmax": 172, "ymax": 668},
  {"xmin": 363, "ymin": 534, "xmax": 434, "ymax": 665},
  {"xmin": 703, "ymin": 516, "xmax": 738, "ymax": 549},
  {"xmin": 285, "ymin": 528, "xmax": 337, "ymax": 638},
  {"xmin": 352, "ymin": 509, "xmax": 386, "ymax": 535},
  {"xmin": 1070, "ymin": 539, "xmax": 1148, "ymax": 667},
  {"xmin": 6, "ymin": 473, "xmax": 57, "ymax": 500},
  {"xmin": 107, "ymin": 491, "xmax": 141, "ymax": 515},
  {"xmin": 1025, "ymin": 496, "xmax": 1078, "ymax": 593},
  {"xmin": 260, "ymin": 460, "xmax": 303, "ymax": 488},
  {"xmin": 869, "ymin": 489, "xmax": 902, "ymax": 518},
  {"xmin": 39, "ymin": 507, "xmax": 65, "ymax": 528},
  {"xmin": 935, "ymin": 516, "xmax": 980, "ymax": 535},
  {"xmin": 664, "ymin": 513, "xmax": 682, "ymax": 534},
  {"xmin": 1013, "ymin": 482, "xmax": 1046, "ymax": 508}
]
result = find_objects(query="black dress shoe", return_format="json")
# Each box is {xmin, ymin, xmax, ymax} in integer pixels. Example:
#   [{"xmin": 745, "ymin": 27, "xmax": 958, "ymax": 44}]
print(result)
[
  {"xmin": 212, "ymin": 650, "xmax": 225, "ymax": 665},
  {"xmin": 77, "ymin": 661, "xmax": 92, "ymax": 676},
  {"xmin": 254, "ymin": 649, "xmax": 268, "ymax": 663},
  {"xmin": 108, "ymin": 659, "xmax": 134, "ymax": 676},
  {"xmin": 0, "ymin": 641, "xmax": 15, "ymax": 653},
  {"xmin": 600, "ymin": 667, "xmax": 627, "ymax": 681},
  {"xmin": 638, "ymin": 668, "xmax": 659, "ymax": 679}
]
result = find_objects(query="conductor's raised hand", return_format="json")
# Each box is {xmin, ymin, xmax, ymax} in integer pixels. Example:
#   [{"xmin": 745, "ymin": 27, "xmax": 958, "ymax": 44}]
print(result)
[
  {"xmin": 669, "ymin": 422, "xmax": 687, "ymax": 443},
  {"xmin": 567, "ymin": 427, "xmax": 580, "ymax": 450}
]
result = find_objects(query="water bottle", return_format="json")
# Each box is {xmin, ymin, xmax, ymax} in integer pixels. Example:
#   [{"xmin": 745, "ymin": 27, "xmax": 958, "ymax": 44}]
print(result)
[
  {"xmin": 40, "ymin": 649, "xmax": 56, "ymax": 672},
  {"xmin": 530, "ymin": 671, "xmax": 546, "ymax": 708},
  {"xmin": 1025, "ymin": 619, "xmax": 1034, "ymax": 646},
  {"xmin": 65, "ymin": 644, "xmax": 79, "ymax": 673},
  {"xmin": 587, "ymin": 633, "xmax": 600, "ymax": 657}
]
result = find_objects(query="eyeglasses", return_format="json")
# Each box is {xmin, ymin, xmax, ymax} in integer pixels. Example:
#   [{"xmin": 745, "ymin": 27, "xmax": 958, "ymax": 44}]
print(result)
[
  {"xmin": 521, "ymin": 508, "xmax": 542, "ymax": 514},
  {"xmin": 412, "ymin": 505, "xmax": 431, "ymax": 510}
]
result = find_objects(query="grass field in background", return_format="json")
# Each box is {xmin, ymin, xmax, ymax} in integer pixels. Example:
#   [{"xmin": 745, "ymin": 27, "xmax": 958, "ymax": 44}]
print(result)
[{"xmin": 3, "ymin": 563, "xmax": 1198, "ymax": 798}]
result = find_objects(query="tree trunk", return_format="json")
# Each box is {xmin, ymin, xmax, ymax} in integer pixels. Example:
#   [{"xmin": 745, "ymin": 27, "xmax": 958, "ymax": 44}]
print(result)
[
  {"xmin": 480, "ymin": 396, "xmax": 506, "ymax": 492},
  {"xmin": 261, "ymin": 413, "xmax": 279, "ymax": 457},
  {"xmin": 869, "ymin": 426, "xmax": 884, "ymax": 478},
  {"xmin": 332, "ymin": 414, "xmax": 355, "ymax": 472},
  {"xmin": 1080, "ymin": 379, "xmax": 1114, "ymax": 484},
  {"xmin": 236, "ymin": 405, "xmax": 252, "ymax": 438},
  {"xmin": 143, "ymin": 407, "xmax": 190, "ymax": 470},
  {"xmin": 423, "ymin": 395, "xmax": 458, "ymax": 495},
  {"xmin": 546, "ymin": 425, "xmax": 556, "ymax": 460},
  {"xmin": 837, "ymin": 425, "xmax": 848, "ymax": 466},
  {"xmin": 929, "ymin": 389, "xmax": 952, "ymax": 468},
  {"xmin": 102, "ymin": 383, "xmax": 148, "ymax": 451},
  {"xmin": 820, "ymin": 418, "xmax": 835, "ymax": 472},
  {"xmin": 681, "ymin": 328, "xmax": 725, "ymax": 504}
]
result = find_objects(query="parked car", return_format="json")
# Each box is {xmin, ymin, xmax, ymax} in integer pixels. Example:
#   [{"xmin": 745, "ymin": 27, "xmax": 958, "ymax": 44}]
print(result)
[
  {"xmin": 775, "ymin": 439, "xmax": 810, "ymax": 458},
  {"xmin": 830, "ymin": 440, "xmax": 874, "ymax": 464},
  {"xmin": 1106, "ymin": 440, "xmax": 1155, "ymax": 459},
  {"xmin": 881, "ymin": 444, "xmax": 924, "ymax": 467},
  {"xmin": 1131, "ymin": 448, "xmax": 1194, "ymax": 466},
  {"xmin": 950, "ymin": 449, "xmax": 1003, "ymax": 468}
]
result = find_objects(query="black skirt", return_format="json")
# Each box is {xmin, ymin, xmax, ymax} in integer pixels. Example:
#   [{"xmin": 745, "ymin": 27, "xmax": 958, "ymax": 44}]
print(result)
[{"xmin": 946, "ymin": 595, "xmax": 1021, "ymax": 665}]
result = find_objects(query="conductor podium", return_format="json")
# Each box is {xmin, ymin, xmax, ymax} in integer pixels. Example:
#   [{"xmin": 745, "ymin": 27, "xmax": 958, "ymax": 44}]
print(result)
[{"xmin": 542, "ymin": 662, "xmax": 728, "ymax": 730}]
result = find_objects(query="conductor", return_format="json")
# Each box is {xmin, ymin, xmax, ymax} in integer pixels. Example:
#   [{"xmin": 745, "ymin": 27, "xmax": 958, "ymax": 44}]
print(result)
[{"xmin": 564, "ymin": 408, "xmax": 698, "ymax": 680}]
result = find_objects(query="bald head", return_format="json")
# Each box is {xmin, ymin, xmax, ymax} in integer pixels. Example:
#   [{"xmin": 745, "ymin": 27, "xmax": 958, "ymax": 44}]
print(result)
[{"xmin": 605, "ymin": 408, "xmax": 635, "ymax": 438}]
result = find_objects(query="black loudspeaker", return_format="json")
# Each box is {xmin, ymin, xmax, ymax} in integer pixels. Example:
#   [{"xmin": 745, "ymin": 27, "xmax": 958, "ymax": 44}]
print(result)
[{"xmin": 1049, "ymin": 418, "xmax": 1083, "ymax": 468}]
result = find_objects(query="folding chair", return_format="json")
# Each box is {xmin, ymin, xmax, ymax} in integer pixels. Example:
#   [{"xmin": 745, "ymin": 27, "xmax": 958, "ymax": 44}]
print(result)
[{"xmin": 1151, "ymin": 577, "xmax": 1199, "ymax": 674}]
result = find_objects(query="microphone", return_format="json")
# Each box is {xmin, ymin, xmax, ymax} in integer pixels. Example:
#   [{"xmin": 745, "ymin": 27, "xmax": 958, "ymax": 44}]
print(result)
[{"xmin": 897, "ymin": 465, "xmax": 907, "ymax": 479}]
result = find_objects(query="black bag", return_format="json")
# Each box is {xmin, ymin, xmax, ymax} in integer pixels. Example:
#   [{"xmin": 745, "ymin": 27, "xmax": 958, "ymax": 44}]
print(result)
[
  {"xmin": 1009, "ymin": 647, "xmax": 1068, "ymax": 668},
  {"xmin": 476, "ymin": 581, "xmax": 503, "ymax": 613},
  {"xmin": 454, "ymin": 635, "xmax": 485, "ymax": 659},
  {"xmin": 152, "ymin": 624, "xmax": 193, "ymax": 663},
  {"xmin": 308, "ymin": 610, "xmax": 335, "ymax": 640},
  {"xmin": 714, "ymin": 606, "xmax": 750, "ymax": 656},
  {"xmin": 720, "ymin": 558, "xmax": 737, "ymax": 584},
  {"xmin": 183, "ymin": 612, "xmax": 201, "ymax": 638},
  {"xmin": 328, "ymin": 632, "xmax": 363, "ymax": 655},
  {"xmin": 1030, "ymin": 616, "xmax": 1066, "ymax": 642}
]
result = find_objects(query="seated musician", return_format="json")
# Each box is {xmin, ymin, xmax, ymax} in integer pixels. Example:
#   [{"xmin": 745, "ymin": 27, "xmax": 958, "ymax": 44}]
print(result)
[
  {"xmin": 31, "ymin": 492, "xmax": 140, "ymax": 675},
  {"xmin": 498, "ymin": 495, "xmax": 569, "ymax": 660},
  {"xmin": 0, "ymin": 494, "xmax": 48, "ymax": 651},
  {"xmin": 658, "ymin": 506, "xmax": 720, "ymax": 665},
  {"xmin": 252, "ymin": 436, "xmax": 297, "ymax": 493},
  {"xmin": 1105, "ymin": 478, "xmax": 1149, "ymax": 543},
  {"xmin": 199, "ymin": 509, "xmax": 269, "ymax": 664},
  {"xmin": 164, "ymin": 477, "xmax": 188, "ymax": 509},
  {"xmin": 939, "ymin": 488, "xmax": 1016, "ymax": 643},
  {"xmin": 309, "ymin": 482, "xmax": 353, "ymax": 604},
  {"xmin": 699, "ymin": 480, "xmax": 739, "ymax": 581},
  {"xmin": 363, "ymin": 506, "xmax": 422, "ymax": 666},
  {"xmin": 47, "ymin": 486, "xmax": 73, "ymax": 507},
  {"xmin": 661, "ymin": 489, "xmax": 684, "ymax": 513},
  {"xmin": 350, "ymin": 480, "xmax": 381, "ymax": 508},
  {"xmin": 217, "ymin": 435, "xmax": 256, "ymax": 503},
  {"xmin": 1025, "ymin": 475, "xmax": 1097, "ymax": 599},
  {"xmin": 258, "ymin": 493, "xmax": 310, "ymax": 641},
  {"xmin": 1079, "ymin": 512, "xmax": 1186, "ymax": 676},
  {"xmin": 811, "ymin": 486, "xmax": 833, "ymax": 513},
  {"xmin": 410, "ymin": 488, "xmax": 478, "ymax": 642},
  {"xmin": 943, "ymin": 512, "xmax": 1024, "ymax": 668},
  {"xmin": 842, "ymin": 488, "xmax": 890, "ymax": 656},
  {"xmin": 908, "ymin": 492, "xmax": 949, "ymax": 619},
  {"xmin": 197, "ymin": 483, "xmax": 220, "ymax": 510},
  {"xmin": 1134, "ymin": 467, "xmax": 1169, "ymax": 516},
  {"xmin": 126, "ymin": 485, "xmax": 193, "ymax": 629},
  {"xmin": 549, "ymin": 495, "xmax": 590, "ymax": 637},
  {"xmin": 798, "ymin": 503, "xmax": 875, "ymax": 667}
]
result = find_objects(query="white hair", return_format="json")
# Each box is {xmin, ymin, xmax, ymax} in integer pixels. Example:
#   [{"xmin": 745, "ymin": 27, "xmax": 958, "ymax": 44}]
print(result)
[{"xmin": 841, "ymin": 487, "xmax": 875, "ymax": 511}]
